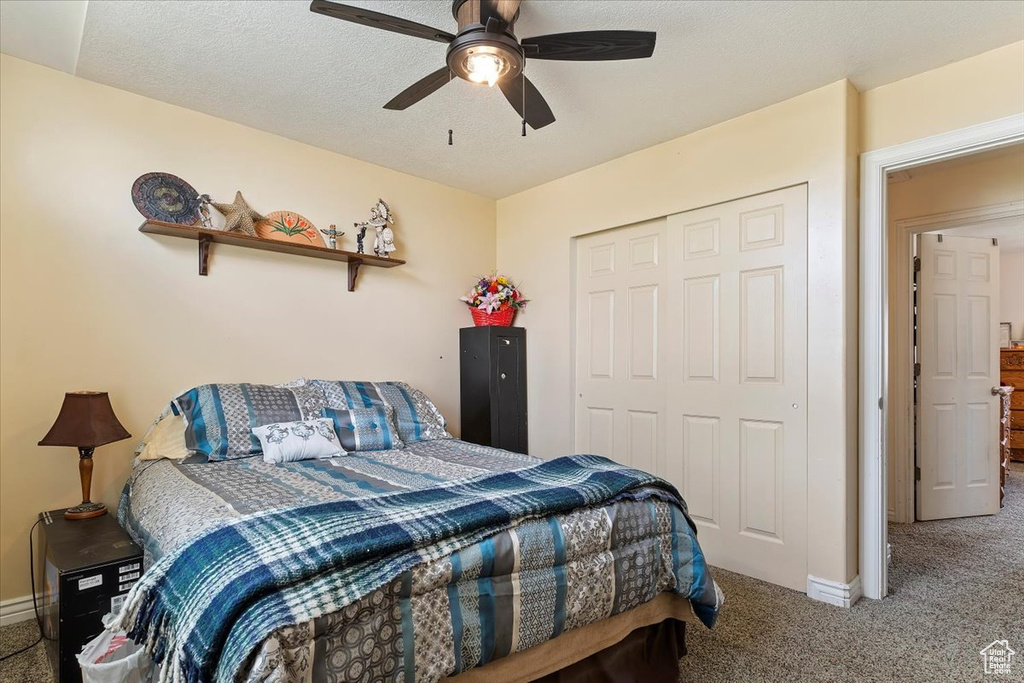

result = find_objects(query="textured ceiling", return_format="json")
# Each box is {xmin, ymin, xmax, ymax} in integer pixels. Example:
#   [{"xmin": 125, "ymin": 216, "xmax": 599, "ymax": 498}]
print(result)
[
  {"xmin": 3, "ymin": 1, "xmax": 1024, "ymax": 197},
  {"xmin": 0, "ymin": 0, "xmax": 87, "ymax": 74}
]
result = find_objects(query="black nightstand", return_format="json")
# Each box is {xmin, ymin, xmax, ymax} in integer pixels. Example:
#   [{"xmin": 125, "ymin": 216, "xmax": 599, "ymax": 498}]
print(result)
[{"xmin": 38, "ymin": 509, "xmax": 142, "ymax": 683}]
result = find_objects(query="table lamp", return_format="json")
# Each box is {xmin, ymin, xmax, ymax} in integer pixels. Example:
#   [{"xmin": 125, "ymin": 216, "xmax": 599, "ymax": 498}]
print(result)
[{"xmin": 39, "ymin": 391, "xmax": 131, "ymax": 520}]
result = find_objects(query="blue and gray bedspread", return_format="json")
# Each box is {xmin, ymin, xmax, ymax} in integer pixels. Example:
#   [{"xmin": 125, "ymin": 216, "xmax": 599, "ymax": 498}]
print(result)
[{"xmin": 117, "ymin": 439, "xmax": 721, "ymax": 683}]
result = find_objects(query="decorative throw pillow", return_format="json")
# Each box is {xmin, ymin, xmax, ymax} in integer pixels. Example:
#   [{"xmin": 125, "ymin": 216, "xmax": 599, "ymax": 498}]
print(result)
[
  {"xmin": 252, "ymin": 418, "xmax": 343, "ymax": 464},
  {"xmin": 321, "ymin": 406, "xmax": 404, "ymax": 452},
  {"xmin": 137, "ymin": 415, "xmax": 191, "ymax": 461},
  {"xmin": 172, "ymin": 382, "xmax": 328, "ymax": 460},
  {"xmin": 312, "ymin": 380, "xmax": 449, "ymax": 444},
  {"xmin": 275, "ymin": 377, "xmax": 309, "ymax": 389}
]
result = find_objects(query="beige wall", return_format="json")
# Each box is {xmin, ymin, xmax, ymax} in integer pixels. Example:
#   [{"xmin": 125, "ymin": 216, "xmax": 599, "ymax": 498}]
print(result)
[
  {"xmin": 1003, "ymin": 251, "xmax": 1024, "ymax": 340},
  {"xmin": 888, "ymin": 146, "xmax": 1024, "ymax": 351},
  {"xmin": 495, "ymin": 40, "xmax": 1024, "ymax": 589},
  {"xmin": 3, "ymin": 38, "xmax": 1022, "ymax": 603},
  {"xmin": 0, "ymin": 55, "xmax": 496, "ymax": 600},
  {"xmin": 889, "ymin": 145, "xmax": 1024, "ymax": 345},
  {"xmin": 889, "ymin": 149, "xmax": 1024, "ymax": 222},
  {"xmin": 497, "ymin": 80, "xmax": 860, "ymax": 585},
  {"xmin": 861, "ymin": 42, "xmax": 1024, "ymax": 153}
]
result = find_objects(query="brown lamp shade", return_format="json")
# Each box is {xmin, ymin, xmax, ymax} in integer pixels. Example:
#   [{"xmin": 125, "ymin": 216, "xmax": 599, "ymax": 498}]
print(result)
[{"xmin": 39, "ymin": 391, "xmax": 131, "ymax": 448}]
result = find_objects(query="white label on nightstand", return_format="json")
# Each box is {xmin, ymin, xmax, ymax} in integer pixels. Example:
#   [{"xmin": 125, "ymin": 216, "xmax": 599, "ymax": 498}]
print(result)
[{"xmin": 78, "ymin": 575, "xmax": 102, "ymax": 590}]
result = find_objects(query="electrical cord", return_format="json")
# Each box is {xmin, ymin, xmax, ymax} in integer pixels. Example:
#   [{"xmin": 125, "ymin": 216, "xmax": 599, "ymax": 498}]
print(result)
[{"xmin": 0, "ymin": 519, "xmax": 46, "ymax": 662}]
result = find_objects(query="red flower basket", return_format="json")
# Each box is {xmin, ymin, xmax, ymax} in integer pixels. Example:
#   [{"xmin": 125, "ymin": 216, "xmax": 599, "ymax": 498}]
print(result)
[{"xmin": 471, "ymin": 307, "xmax": 515, "ymax": 327}]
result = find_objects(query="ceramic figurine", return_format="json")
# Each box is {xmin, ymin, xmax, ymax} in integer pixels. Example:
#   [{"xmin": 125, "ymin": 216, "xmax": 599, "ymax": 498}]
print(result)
[
  {"xmin": 355, "ymin": 199, "xmax": 396, "ymax": 257},
  {"xmin": 372, "ymin": 200, "xmax": 396, "ymax": 257},
  {"xmin": 319, "ymin": 224, "xmax": 344, "ymax": 250},
  {"xmin": 197, "ymin": 194, "xmax": 213, "ymax": 228},
  {"xmin": 376, "ymin": 224, "xmax": 396, "ymax": 257},
  {"xmin": 355, "ymin": 226, "xmax": 367, "ymax": 254}
]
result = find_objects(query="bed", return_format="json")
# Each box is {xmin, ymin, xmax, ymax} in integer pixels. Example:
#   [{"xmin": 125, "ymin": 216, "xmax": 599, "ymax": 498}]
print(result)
[{"xmin": 113, "ymin": 380, "xmax": 721, "ymax": 683}]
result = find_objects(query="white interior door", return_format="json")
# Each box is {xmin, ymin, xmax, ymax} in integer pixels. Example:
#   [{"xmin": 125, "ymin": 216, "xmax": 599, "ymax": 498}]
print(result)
[
  {"xmin": 575, "ymin": 186, "xmax": 808, "ymax": 591},
  {"xmin": 916, "ymin": 233, "xmax": 1001, "ymax": 520},
  {"xmin": 574, "ymin": 218, "xmax": 667, "ymax": 474}
]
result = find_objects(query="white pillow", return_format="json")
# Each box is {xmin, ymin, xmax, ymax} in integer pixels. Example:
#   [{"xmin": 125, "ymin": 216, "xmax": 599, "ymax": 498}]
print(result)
[
  {"xmin": 138, "ymin": 415, "xmax": 190, "ymax": 461},
  {"xmin": 252, "ymin": 418, "xmax": 344, "ymax": 464}
]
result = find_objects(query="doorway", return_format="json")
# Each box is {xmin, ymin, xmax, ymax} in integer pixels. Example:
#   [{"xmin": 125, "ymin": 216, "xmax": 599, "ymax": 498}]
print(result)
[
  {"xmin": 886, "ymin": 156, "xmax": 1024, "ymax": 524},
  {"xmin": 860, "ymin": 117, "xmax": 1024, "ymax": 600}
]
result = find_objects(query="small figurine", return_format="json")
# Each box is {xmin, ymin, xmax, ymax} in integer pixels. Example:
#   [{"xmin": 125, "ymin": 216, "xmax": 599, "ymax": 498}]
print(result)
[
  {"xmin": 197, "ymin": 194, "xmax": 213, "ymax": 228},
  {"xmin": 319, "ymin": 224, "xmax": 344, "ymax": 250},
  {"xmin": 375, "ymin": 223, "xmax": 396, "ymax": 258},
  {"xmin": 354, "ymin": 199, "xmax": 397, "ymax": 258},
  {"xmin": 355, "ymin": 226, "xmax": 367, "ymax": 254}
]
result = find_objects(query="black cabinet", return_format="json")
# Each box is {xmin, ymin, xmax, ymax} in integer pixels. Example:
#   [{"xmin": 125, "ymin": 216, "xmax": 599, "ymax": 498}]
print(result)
[
  {"xmin": 460, "ymin": 326, "xmax": 528, "ymax": 454},
  {"xmin": 39, "ymin": 509, "xmax": 143, "ymax": 683}
]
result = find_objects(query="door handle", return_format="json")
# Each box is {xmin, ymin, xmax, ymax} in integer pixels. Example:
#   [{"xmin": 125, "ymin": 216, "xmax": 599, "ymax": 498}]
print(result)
[{"xmin": 992, "ymin": 386, "xmax": 1012, "ymax": 397}]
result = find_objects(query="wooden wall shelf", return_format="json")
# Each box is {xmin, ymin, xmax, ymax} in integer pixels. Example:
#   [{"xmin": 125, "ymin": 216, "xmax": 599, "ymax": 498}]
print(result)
[{"xmin": 139, "ymin": 220, "xmax": 405, "ymax": 292}]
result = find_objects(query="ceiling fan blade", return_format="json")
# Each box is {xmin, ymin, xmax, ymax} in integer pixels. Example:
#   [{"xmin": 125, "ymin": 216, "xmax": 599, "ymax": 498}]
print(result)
[
  {"xmin": 480, "ymin": 0, "xmax": 521, "ymax": 26},
  {"xmin": 498, "ymin": 73, "xmax": 555, "ymax": 130},
  {"xmin": 522, "ymin": 31, "xmax": 656, "ymax": 61},
  {"xmin": 310, "ymin": 0, "xmax": 455, "ymax": 43},
  {"xmin": 383, "ymin": 67, "xmax": 452, "ymax": 110}
]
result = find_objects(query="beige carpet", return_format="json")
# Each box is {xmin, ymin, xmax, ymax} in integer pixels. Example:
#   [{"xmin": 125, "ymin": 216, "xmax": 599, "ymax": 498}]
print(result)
[
  {"xmin": 3, "ymin": 464, "xmax": 1021, "ymax": 682},
  {"xmin": 681, "ymin": 462, "xmax": 1024, "ymax": 682}
]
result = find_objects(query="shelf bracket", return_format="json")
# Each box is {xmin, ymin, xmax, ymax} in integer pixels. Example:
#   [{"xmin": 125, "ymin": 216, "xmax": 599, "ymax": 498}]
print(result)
[
  {"xmin": 198, "ymin": 235, "xmax": 211, "ymax": 276},
  {"xmin": 347, "ymin": 258, "xmax": 363, "ymax": 292}
]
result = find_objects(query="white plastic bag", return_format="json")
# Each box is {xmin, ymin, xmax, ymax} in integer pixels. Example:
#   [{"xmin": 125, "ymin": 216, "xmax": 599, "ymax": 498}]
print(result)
[{"xmin": 77, "ymin": 629, "xmax": 152, "ymax": 683}]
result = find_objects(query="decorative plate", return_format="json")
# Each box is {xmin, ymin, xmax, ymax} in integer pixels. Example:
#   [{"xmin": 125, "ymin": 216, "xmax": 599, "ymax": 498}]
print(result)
[
  {"xmin": 131, "ymin": 172, "xmax": 201, "ymax": 224},
  {"xmin": 255, "ymin": 211, "xmax": 323, "ymax": 246}
]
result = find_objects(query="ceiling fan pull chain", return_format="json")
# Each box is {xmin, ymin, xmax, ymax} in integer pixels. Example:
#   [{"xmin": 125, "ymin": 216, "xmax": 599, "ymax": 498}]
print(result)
[
  {"xmin": 521, "ymin": 63, "xmax": 527, "ymax": 137},
  {"xmin": 448, "ymin": 69, "xmax": 454, "ymax": 146}
]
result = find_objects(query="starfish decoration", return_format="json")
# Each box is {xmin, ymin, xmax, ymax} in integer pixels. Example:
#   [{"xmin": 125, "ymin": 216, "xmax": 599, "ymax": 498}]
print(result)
[{"xmin": 211, "ymin": 191, "xmax": 264, "ymax": 237}]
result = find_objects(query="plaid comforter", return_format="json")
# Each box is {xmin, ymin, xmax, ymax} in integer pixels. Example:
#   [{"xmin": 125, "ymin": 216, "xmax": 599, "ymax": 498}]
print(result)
[{"xmin": 117, "ymin": 442, "xmax": 720, "ymax": 683}]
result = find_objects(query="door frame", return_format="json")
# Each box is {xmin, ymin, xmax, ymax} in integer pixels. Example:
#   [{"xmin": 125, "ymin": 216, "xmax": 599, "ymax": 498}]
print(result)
[
  {"xmin": 889, "ymin": 202, "xmax": 1024, "ymax": 524},
  {"xmin": 859, "ymin": 113, "xmax": 1024, "ymax": 600}
]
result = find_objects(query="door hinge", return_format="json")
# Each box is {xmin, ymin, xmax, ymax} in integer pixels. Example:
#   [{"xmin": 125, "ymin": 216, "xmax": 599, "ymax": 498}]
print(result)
[
  {"xmin": 915, "ymin": 466, "xmax": 921, "ymax": 481},
  {"xmin": 878, "ymin": 397, "xmax": 883, "ymax": 410},
  {"xmin": 914, "ymin": 362, "xmax": 921, "ymax": 377},
  {"xmin": 913, "ymin": 257, "xmax": 921, "ymax": 272}
]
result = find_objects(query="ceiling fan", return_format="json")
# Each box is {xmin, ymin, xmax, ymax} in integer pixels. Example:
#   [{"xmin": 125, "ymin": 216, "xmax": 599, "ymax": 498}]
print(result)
[{"xmin": 309, "ymin": 0, "xmax": 657, "ymax": 130}]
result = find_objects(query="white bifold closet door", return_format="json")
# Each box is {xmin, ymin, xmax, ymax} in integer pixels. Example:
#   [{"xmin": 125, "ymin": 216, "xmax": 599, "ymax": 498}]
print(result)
[
  {"xmin": 575, "ymin": 186, "xmax": 808, "ymax": 591},
  {"xmin": 916, "ymin": 233, "xmax": 1001, "ymax": 521}
]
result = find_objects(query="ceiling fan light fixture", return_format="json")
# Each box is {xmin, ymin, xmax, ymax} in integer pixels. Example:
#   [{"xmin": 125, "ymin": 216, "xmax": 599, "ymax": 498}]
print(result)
[
  {"xmin": 465, "ymin": 52, "xmax": 506, "ymax": 87},
  {"xmin": 310, "ymin": 0, "xmax": 658, "ymax": 130},
  {"xmin": 446, "ymin": 33, "xmax": 522, "ymax": 86}
]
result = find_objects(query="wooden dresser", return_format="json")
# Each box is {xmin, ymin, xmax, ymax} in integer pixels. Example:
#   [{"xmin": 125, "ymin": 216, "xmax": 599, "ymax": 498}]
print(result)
[{"xmin": 1001, "ymin": 348, "xmax": 1024, "ymax": 462}]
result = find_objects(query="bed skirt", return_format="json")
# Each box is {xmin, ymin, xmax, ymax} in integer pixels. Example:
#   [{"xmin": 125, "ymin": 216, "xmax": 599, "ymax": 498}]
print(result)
[{"xmin": 444, "ymin": 593, "xmax": 694, "ymax": 683}]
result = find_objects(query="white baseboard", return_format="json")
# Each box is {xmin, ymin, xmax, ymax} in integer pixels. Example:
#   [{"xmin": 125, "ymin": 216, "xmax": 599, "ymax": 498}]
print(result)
[
  {"xmin": 806, "ymin": 574, "xmax": 863, "ymax": 608},
  {"xmin": 0, "ymin": 594, "xmax": 36, "ymax": 627}
]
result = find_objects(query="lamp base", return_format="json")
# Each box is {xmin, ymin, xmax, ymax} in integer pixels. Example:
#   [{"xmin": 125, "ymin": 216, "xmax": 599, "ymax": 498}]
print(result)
[{"xmin": 64, "ymin": 501, "xmax": 107, "ymax": 520}]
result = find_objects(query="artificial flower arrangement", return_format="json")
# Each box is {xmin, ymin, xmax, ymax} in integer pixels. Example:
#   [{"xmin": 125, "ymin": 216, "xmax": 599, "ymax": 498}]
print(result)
[{"xmin": 460, "ymin": 274, "xmax": 528, "ymax": 326}]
